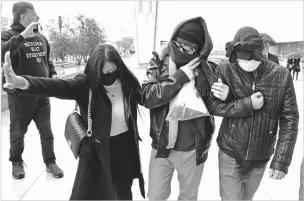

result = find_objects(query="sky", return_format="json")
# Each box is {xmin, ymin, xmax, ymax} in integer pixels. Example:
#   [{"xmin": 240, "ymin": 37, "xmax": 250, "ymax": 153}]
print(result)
[
  {"xmin": 1, "ymin": 0, "xmax": 303, "ymax": 46},
  {"xmin": 1, "ymin": 1, "xmax": 137, "ymax": 42},
  {"xmin": 156, "ymin": 1, "xmax": 304, "ymax": 47}
]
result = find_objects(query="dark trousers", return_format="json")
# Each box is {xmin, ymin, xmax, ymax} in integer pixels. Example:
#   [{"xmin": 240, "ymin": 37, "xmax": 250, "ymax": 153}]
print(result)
[
  {"xmin": 218, "ymin": 149, "xmax": 266, "ymax": 200},
  {"xmin": 110, "ymin": 131, "xmax": 139, "ymax": 200},
  {"xmin": 293, "ymin": 70, "xmax": 299, "ymax": 80},
  {"xmin": 113, "ymin": 178, "xmax": 133, "ymax": 200},
  {"xmin": 8, "ymin": 95, "xmax": 56, "ymax": 164}
]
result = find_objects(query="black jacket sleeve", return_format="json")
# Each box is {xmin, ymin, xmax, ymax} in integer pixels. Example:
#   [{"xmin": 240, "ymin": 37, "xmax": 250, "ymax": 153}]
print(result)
[
  {"xmin": 1, "ymin": 31, "xmax": 25, "ymax": 62},
  {"xmin": 207, "ymin": 65, "xmax": 254, "ymax": 117},
  {"xmin": 208, "ymin": 91, "xmax": 254, "ymax": 117},
  {"xmin": 270, "ymin": 73, "xmax": 299, "ymax": 174},
  {"xmin": 141, "ymin": 52, "xmax": 190, "ymax": 109},
  {"xmin": 1, "ymin": 31, "xmax": 25, "ymax": 96},
  {"xmin": 21, "ymin": 74, "xmax": 87, "ymax": 100}
]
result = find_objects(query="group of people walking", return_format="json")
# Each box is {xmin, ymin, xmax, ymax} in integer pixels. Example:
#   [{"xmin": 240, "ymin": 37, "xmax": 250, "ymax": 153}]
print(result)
[
  {"xmin": 1, "ymin": 1, "xmax": 302, "ymax": 201},
  {"xmin": 286, "ymin": 58, "xmax": 301, "ymax": 80}
]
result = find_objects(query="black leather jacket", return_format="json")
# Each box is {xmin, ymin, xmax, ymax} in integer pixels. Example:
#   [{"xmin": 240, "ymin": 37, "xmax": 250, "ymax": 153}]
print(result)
[{"xmin": 141, "ymin": 54, "xmax": 216, "ymax": 165}]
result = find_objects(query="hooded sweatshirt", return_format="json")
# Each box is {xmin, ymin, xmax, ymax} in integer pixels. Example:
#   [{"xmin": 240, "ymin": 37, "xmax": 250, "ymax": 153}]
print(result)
[
  {"xmin": 1, "ymin": 21, "xmax": 57, "ymax": 79},
  {"xmin": 166, "ymin": 17, "xmax": 214, "ymax": 152}
]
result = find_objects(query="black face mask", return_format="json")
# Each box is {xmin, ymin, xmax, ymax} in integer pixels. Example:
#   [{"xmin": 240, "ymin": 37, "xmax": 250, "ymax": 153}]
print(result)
[
  {"xmin": 168, "ymin": 40, "xmax": 200, "ymax": 68},
  {"xmin": 102, "ymin": 70, "xmax": 119, "ymax": 86}
]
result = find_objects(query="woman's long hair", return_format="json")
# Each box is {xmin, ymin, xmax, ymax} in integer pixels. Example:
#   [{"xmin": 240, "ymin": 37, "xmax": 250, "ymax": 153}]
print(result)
[{"xmin": 84, "ymin": 44, "xmax": 141, "ymax": 94}]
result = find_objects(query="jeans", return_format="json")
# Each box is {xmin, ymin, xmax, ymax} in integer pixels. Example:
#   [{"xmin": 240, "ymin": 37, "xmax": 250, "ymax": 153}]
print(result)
[
  {"xmin": 218, "ymin": 149, "xmax": 266, "ymax": 200},
  {"xmin": 8, "ymin": 95, "xmax": 55, "ymax": 164},
  {"xmin": 147, "ymin": 148, "xmax": 204, "ymax": 200}
]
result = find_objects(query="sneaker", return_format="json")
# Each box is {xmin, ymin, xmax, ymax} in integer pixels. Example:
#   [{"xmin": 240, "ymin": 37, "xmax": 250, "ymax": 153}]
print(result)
[
  {"xmin": 12, "ymin": 161, "xmax": 25, "ymax": 179},
  {"xmin": 46, "ymin": 162, "xmax": 64, "ymax": 178}
]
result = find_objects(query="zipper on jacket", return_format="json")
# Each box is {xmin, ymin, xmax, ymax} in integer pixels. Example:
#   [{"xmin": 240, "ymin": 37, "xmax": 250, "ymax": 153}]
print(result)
[{"xmin": 245, "ymin": 71, "xmax": 257, "ymax": 160}]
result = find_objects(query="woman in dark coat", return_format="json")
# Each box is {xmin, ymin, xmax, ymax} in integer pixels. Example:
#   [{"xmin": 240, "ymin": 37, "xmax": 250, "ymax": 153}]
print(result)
[{"xmin": 2, "ymin": 44, "xmax": 145, "ymax": 200}]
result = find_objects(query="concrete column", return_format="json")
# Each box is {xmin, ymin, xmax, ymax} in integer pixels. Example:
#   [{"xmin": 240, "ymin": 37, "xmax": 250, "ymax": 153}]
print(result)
[{"xmin": 134, "ymin": 1, "xmax": 158, "ymax": 65}]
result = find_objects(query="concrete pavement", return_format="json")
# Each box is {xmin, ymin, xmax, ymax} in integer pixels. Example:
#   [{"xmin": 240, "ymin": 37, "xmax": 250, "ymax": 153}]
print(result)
[{"xmin": 1, "ymin": 67, "xmax": 303, "ymax": 200}]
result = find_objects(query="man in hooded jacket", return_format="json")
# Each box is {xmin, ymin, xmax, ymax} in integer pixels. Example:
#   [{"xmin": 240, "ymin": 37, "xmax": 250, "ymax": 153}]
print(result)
[
  {"xmin": 208, "ymin": 26, "xmax": 299, "ymax": 200},
  {"xmin": 1, "ymin": 1, "xmax": 63, "ymax": 179},
  {"xmin": 141, "ymin": 16, "xmax": 230, "ymax": 200}
]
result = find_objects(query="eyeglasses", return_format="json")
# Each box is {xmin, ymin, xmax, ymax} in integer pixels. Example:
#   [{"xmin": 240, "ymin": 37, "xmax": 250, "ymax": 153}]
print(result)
[{"xmin": 173, "ymin": 40, "xmax": 197, "ymax": 55}]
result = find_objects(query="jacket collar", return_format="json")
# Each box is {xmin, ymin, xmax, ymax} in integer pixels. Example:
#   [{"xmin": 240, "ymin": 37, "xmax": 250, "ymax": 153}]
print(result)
[
  {"xmin": 255, "ymin": 60, "xmax": 275, "ymax": 81},
  {"xmin": 10, "ymin": 21, "xmax": 26, "ymax": 32}
]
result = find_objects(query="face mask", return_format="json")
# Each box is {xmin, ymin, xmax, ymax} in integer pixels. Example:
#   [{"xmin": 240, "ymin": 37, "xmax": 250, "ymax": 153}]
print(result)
[
  {"xmin": 168, "ymin": 40, "xmax": 200, "ymax": 68},
  {"xmin": 102, "ymin": 70, "xmax": 119, "ymax": 86},
  {"xmin": 237, "ymin": 59, "xmax": 261, "ymax": 72}
]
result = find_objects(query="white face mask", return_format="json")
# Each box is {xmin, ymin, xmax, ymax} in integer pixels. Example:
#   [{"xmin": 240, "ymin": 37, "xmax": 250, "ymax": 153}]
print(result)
[{"xmin": 237, "ymin": 59, "xmax": 261, "ymax": 72}]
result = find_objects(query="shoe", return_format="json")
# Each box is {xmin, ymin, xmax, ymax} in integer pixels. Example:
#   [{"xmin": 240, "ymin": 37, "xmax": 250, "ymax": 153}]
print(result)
[
  {"xmin": 46, "ymin": 162, "xmax": 64, "ymax": 178},
  {"xmin": 12, "ymin": 161, "xmax": 25, "ymax": 179}
]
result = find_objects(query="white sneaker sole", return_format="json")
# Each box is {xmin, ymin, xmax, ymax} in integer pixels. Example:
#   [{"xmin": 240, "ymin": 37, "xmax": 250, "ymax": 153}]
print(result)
[{"xmin": 46, "ymin": 169, "xmax": 63, "ymax": 178}]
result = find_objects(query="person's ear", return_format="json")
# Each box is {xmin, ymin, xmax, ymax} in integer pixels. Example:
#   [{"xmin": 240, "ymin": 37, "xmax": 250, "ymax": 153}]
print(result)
[{"xmin": 19, "ymin": 14, "xmax": 24, "ymax": 22}]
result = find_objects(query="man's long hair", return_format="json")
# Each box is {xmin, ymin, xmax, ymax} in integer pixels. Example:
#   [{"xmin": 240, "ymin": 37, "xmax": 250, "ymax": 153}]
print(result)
[{"xmin": 84, "ymin": 44, "xmax": 140, "ymax": 95}]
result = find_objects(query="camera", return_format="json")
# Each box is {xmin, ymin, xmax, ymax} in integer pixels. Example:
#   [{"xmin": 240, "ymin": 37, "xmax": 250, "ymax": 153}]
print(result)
[{"xmin": 33, "ymin": 25, "xmax": 42, "ymax": 33}]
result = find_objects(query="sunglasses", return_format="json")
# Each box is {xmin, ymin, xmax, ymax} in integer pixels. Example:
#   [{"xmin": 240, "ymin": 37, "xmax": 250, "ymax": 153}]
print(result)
[{"xmin": 173, "ymin": 40, "xmax": 198, "ymax": 55}]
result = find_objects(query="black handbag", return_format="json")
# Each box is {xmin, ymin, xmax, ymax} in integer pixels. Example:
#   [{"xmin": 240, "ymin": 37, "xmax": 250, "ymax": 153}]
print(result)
[{"xmin": 64, "ymin": 89, "xmax": 93, "ymax": 159}]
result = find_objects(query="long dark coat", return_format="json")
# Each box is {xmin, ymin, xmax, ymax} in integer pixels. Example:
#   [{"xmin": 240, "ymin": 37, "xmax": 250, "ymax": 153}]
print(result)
[{"xmin": 21, "ymin": 73, "xmax": 145, "ymax": 200}]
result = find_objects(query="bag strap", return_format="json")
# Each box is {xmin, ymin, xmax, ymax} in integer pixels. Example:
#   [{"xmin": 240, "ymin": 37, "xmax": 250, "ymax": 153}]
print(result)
[
  {"xmin": 73, "ymin": 88, "xmax": 93, "ymax": 137},
  {"xmin": 87, "ymin": 89, "xmax": 93, "ymax": 137}
]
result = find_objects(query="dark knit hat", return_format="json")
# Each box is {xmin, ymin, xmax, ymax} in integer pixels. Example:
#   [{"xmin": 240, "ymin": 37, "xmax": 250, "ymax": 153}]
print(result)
[{"xmin": 175, "ymin": 21, "xmax": 205, "ymax": 48}]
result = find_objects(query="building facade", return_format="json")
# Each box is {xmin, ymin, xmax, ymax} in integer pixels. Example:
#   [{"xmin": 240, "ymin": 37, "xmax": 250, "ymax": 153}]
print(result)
[
  {"xmin": 270, "ymin": 41, "xmax": 304, "ymax": 58},
  {"xmin": 134, "ymin": 1, "xmax": 158, "ymax": 65}
]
